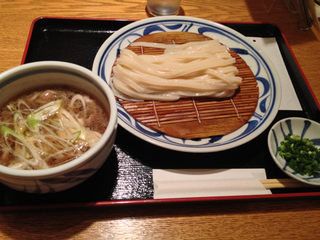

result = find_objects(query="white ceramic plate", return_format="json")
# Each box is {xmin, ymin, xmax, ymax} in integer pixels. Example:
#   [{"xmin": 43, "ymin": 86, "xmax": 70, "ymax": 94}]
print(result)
[
  {"xmin": 268, "ymin": 117, "xmax": 320, "ymax": 185},
  {"xmin": 93, "ymin": 16, "xmax": 281, "ymax": 153}
]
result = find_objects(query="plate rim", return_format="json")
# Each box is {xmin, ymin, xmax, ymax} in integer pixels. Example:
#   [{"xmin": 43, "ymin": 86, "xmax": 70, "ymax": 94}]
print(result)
[{"xmin": 92, "ymin": 16, "xmax": 281, "ymax": 153}]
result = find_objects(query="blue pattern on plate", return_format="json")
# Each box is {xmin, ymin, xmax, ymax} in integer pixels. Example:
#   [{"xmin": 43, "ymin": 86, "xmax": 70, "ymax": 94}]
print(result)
[
  {"xmin": 135, "ymin": 121, "xmax": 162, "ymax": 137},
  {"xmin": 257, "ymin": 77, "xmax": 270, "ymax": 98},
  {"xmin": 93, "ymin": 17, "xmax": 280, "ymax": 152},
  {"xmin": 182, "ymin": 23, "xmax": 193, "ymax": 32},
  {"xmin": 144, "ymin": 25, "xmax": 166, "ymax": 35},
  {"xmin": 301, "ymin": 120, "xmax": 311, "ymax": 138},
  {"xmin": 285, "ymin": 119, "xmax": 293, "ymax": 135},
  {"xmin": 253, "ymin": 112, "xmax": 263, "ymax": 120},
  {"xmin": 259, "ymin": 97, "xmax": 267, "ymax": 113},
  {"xmin": 232, "ymin": 48, "xmax": 249, "ymax": 55},
  {"xmin": 118, "ymin": 107, "xmax": 132, "ymax": 123},
  {"xmin": 208, "ymin": 136, "xmax": 224, "ymax": 143},
  {"xmin": 311, "ymin": 138, "xmax": 320, "ymax": 145},
  {"xmin": 271, "ymin": 129, "xmax": 279, "ymax": 156}
]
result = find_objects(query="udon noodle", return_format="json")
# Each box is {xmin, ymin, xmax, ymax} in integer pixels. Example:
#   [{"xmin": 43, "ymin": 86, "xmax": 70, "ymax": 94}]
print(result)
[
  {"xmin": 111, "ymin": 40, "xmax": 242, "ymax": 101},
  {"xmin": 0, "ymin": 88, "xmax": 109, "ymax": 170}
]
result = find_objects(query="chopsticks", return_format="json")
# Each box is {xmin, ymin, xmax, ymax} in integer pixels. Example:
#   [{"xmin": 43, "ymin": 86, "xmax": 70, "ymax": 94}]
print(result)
[{"xmin": 259, "ymin": 179, "xmax": 318, "ymax": 189}]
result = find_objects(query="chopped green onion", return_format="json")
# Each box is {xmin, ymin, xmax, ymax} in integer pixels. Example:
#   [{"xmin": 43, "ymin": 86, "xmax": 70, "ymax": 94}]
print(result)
[
  {"xmin": 72, "ymin": 131, "xmax": 81, "ymax": 144},
  {"xmin": 0, "ymin": 125, "xmax": 48, "ymax": 169},
  {"xmin": 27, "ymin": 99, "xmax": 62, "ymax": 129},
  {"xmin": 0, "ymin": 89, "xmax": 105, "ymax": 170},
  {"xmin": 1, "ymin": 125, "xmax": 22, "ymax": 139},
  {"xmin": 278, "ymin": 133, "xmax": 320, "ymax": 177}
]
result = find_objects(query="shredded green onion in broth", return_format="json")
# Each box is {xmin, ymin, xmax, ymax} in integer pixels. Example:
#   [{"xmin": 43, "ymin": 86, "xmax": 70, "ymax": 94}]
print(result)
[{"xmin": 0, "ymin": 88, "xmax": 109, "ymax": 170}]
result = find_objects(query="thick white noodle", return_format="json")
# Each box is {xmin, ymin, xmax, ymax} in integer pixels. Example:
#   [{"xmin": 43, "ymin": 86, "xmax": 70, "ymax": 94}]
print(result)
[{"xmin": 111, "ymin": 40, "xmax": 242, "ymax": 101}]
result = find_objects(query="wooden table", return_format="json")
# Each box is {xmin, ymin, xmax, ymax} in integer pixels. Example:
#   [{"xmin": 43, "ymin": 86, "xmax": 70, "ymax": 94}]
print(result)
[{"xmin": 1, "ymin": 0, "xmax": 320, "ymax": 239}]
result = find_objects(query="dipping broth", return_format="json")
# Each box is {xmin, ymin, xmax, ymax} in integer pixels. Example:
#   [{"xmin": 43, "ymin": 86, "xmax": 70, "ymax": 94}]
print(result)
[{"xmin": 0, "ymin": 87, "xmax": 109, "ymax": 170}]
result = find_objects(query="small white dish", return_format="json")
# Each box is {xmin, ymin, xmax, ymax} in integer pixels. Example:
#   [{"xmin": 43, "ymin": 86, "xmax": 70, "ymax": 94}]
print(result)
[
  {"xmin": 268, "ymin": 117, "xmax": 320, "ymax": 185},
  {"xmin": 93, "ymin": 16, "xmax": 281, "ymax": 153}
]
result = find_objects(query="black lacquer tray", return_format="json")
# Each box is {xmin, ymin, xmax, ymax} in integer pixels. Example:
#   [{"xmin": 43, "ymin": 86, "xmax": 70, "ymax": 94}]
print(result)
[{"xmin": 1, "ymin": 17, "xmax": 320, "ymax": 211}]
